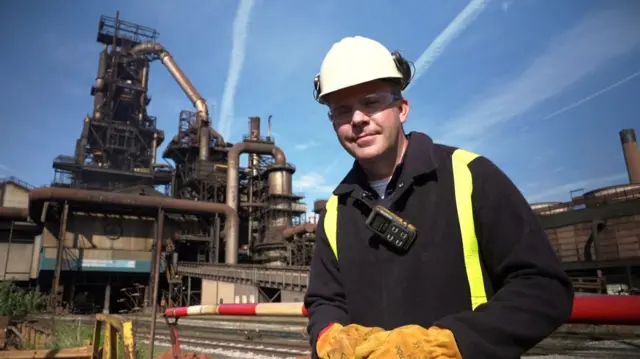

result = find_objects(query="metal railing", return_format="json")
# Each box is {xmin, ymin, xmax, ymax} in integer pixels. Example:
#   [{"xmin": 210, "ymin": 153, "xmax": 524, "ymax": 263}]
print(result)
[
  {"xmin": 92, "ymin": 313, "xmax": 137, "ymax": 359},
  {"xmin": 0, "ymin": 314, "xmax": 136, "ymax": 358},
  {"xmin": 159, "ymin": 296, "xmax": 640, "ymax": 359},
  {"xmin": 162, "ymin": 296, "xmax": 640, "ymax": 325}
]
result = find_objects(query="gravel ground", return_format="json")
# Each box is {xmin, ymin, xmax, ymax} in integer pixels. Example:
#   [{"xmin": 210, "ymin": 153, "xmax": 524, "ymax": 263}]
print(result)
[{"xmin": 525, "ymin": 337, "xmax": 640, "ymax": 358}]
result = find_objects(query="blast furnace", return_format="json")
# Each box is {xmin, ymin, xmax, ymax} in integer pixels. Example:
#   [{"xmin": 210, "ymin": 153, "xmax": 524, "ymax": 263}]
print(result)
[{"xmin": 39, "ymin": 13, "xmax": 178, "ymax": 313}]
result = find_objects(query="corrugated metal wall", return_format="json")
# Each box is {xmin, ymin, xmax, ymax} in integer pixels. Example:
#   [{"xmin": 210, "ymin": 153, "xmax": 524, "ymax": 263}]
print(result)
[
  {"xmin": 0, "ymin": 182, "xmax": 38, "ymax": 281},
  {"xmin": 546, "ymin": 214, "xmax": 640, "ymax": 262},
  {"xmin": 0, "ymin": 242, "xmax": 34, "ymax": 281},
  {"xmin": 42, "ymin": 215, "xmax": 155, "ymax": 251},
  {"xmin": 200, "ymin": 281, "xmax": 257, "ymax": 305},
  {"xmin": 39, "ymin": 213, "xmax": 173, "ymax": 273},
  {"xmin": 201, "ymin": 280, "xmax": 235, "ymax": 305}
]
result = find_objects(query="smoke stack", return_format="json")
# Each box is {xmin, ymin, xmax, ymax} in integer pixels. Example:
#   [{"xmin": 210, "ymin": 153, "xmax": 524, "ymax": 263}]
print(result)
[
  {"xmin": 619, "ymin": 129, "xmax": 640, "ymax": 184},
  {"xmin": 249, "ymin": 116, "xmax": 260, "ymax": 140}
]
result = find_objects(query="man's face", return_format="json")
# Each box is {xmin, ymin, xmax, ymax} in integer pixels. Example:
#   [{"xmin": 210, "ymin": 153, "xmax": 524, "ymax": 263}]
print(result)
[{"xmin": 326, "ymin": 80, "xmax": 409, "ymax": 162}]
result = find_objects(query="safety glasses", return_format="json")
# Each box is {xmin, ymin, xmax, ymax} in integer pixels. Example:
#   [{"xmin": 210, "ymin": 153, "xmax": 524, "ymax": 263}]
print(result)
[{"xmin": 328, "ymin": 92, "xmax": 402, "ymax": 125}]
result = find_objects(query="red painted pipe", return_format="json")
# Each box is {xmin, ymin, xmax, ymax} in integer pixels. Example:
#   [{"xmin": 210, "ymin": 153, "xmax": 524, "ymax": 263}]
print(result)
[
  {"xmin": 165, "ymin": 296, "xmax": 640, "ymax": 325},
  {"xmin": 570, "ymin": 295, "xmax": 640, "ymax": 325}
]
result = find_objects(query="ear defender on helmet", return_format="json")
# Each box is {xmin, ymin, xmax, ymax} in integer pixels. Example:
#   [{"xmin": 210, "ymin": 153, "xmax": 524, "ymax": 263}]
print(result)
[
  {"xmin": 391, "ymin": 51, "xmax": 414, "ymax": 91},
  {"xmin": 313, "ymin": 50, "xmax": 414, "ymax": 104},
  {"xmin": 313, "ymin": 74, "xmax": 323, "ymax": 104}
]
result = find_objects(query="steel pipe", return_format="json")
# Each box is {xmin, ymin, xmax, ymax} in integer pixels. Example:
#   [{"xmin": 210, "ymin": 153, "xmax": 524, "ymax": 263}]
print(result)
[
  {"xmin": 0, "ymin": 207, "xmax": 29, "ymax": 221},
  {"xmin": 28, "ymin": 187, "xmax": 239, "ymax": 241},
  {"xmin": 210, "ymin": 128, "xmax": 225, "ymax": 146},
  {"xmin": 225, "ymin": 142, "xmax": 287, "ymax": 264},
  {"xmin": 51, "ymin": 202, "xmax": 69, "ymax": 311},
  {"xmin": 620, "ymin": 129, "xmax": 640, "ymax": 184},
  {"xmin": 130, "ymin": 42, "xmax": 212, "ymax": 160},
  {"xmin": 282, "ymin": 223, "xmax": 317, "ymax": 239},
  {"xmin": 148, "ymin": 208, "xmax": 164, "ymax": 357}
]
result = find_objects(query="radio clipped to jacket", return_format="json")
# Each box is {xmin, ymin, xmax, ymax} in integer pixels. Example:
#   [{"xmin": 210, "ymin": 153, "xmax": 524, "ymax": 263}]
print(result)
[{"xmin": 365, "ymin": 205, "xmax": 418, "ymax": 252}]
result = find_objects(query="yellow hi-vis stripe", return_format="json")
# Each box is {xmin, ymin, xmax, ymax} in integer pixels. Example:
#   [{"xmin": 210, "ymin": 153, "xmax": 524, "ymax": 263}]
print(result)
[
  {"xmin": 323, "ymin": 148, "xmax": 488, "ymax": 310},
  {"xmin": 325, "ymin": 195, "xmax": 339, "ymax": 261},
  {"xmin": 451, "ymin": 148, "xmax": 488, "ymax": 310}
]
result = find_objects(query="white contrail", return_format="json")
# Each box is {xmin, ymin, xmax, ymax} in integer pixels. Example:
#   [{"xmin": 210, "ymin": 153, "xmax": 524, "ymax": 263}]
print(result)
[
  {"xmin": 406, "ymin": 0, "xmax": 490, "ymax": 91},
  {"xmin": 218, "ymin": 0, "xmax": 255, "ymax": 140},
  {"xmin": 542, "ymin": 70, "xmax": 640, "ymax": 121},
  {"xmin": 437, "ymin": 6, "xmax": 640, "ymax": 145}
]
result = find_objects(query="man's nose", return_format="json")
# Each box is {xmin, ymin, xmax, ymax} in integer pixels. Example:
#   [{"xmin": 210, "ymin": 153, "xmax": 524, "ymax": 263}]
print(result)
[{"xmin": 351, "ymin": 109, "xmax": 369, "ymax": 125}]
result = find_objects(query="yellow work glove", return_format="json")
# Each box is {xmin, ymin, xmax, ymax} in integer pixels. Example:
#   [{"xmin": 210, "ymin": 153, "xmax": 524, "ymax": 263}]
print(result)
[
  {"xmin": 316, "ymin": 323, "xmax": 386, "ymax": 359},
  {"xmin": 354, "ymin": 325, "xmax": 462, "ymax": 359}
]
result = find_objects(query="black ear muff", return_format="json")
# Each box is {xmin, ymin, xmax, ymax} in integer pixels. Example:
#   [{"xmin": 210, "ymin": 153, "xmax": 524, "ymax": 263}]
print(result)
[
  {"xmin": 313, "ymin": 74, "xmax": 323, "ymax": 103},
  {"xmin": 391, "ymin": 51, "xmax": 415, "ymax": 90}
]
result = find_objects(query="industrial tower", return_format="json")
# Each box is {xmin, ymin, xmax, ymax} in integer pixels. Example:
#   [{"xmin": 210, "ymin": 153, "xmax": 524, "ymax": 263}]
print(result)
[
  {"xmin": 51, "ymin": 13, "xmax": 173, "ymax": 192},
  {"xmin": 162, "ymin": 110, "xmax": 229, "ymax": 265}
]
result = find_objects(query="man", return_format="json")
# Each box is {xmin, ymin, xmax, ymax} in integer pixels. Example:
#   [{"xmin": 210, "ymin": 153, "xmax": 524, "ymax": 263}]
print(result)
[{"xmin": 303, "ymin": 36, "xmax": 574, "ymax": 359}]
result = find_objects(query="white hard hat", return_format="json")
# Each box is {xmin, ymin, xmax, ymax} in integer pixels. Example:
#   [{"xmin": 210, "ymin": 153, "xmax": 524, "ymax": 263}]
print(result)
[{"xmin": 314, "ymin": 36, "xmax": 405, "ymax": 103}]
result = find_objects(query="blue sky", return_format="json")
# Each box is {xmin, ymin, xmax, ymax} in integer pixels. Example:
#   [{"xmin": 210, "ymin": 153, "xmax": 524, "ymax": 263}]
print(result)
[{"xmin": 1, "ymin": 0, "xmax": 639, "ymax": 210}]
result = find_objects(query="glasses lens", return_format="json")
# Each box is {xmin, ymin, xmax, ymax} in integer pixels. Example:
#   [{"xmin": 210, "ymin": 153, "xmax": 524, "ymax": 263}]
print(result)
[{"xmin": 328, "ymin": 93, "xmax": 398, "ymax": 124}]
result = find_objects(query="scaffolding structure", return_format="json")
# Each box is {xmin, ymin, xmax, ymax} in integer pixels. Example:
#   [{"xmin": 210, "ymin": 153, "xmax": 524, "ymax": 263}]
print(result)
[
  {"xmin": 163, "ymin": 109, "xmax": 228, "ymax": 269},
  {"xmin": 52, "ymin": 13, "xmax": 173, "ymax": 192}
]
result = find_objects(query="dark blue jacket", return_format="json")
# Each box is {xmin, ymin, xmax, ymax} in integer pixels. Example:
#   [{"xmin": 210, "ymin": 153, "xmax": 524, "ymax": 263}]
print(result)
[{"xmin": 304, "ymin": 131, "xmax": 573, "ymax": 359}]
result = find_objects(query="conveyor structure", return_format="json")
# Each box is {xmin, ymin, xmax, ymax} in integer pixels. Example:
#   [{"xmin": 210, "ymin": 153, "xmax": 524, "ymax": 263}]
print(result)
[{"xmin": 177, "ymin": 262, "xmax": 309, "ymax": 291}]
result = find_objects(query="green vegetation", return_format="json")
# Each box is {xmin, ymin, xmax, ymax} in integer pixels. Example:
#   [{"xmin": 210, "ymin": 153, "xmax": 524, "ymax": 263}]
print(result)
[
  {"xmin": 49, "ymin": 320, "xmax": 162, "ymax": 358},
  {"xmin": 48, "ymin": 320, "xmax": 94, "ymax": 350},
  {"xmin": 0, "ymin": 282, "xmax": 163, "ymax": 358},
  {"xmin": 0, "ymin": 281, "xmax": 47, "ymax": 317}
]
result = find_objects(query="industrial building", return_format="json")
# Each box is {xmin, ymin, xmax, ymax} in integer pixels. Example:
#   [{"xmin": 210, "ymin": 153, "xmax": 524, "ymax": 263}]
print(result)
[
  {"xmin": 0, "ymin": 12, "xmax": 639, "ymax": 315},
  {"xmin": 532, "ymin": 129, "xmax": 640, "ymax": 294},
  {"xmin": 0, "ymin": 178, "xmax": 40, "ymax": 283}
]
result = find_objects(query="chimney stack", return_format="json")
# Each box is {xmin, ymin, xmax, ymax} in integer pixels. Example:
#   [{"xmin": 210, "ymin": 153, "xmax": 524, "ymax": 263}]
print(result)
[
  {"xmin": 619, "ymin": 129, "xmax": 640, "ymax": 184},
  {"xmin": 249, "ymin": 116, "xmax": 260, "ymax": 140}
]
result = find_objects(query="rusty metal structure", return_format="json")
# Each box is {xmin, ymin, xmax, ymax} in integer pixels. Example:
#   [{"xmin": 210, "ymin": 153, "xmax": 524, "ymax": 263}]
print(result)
[
  {"xmin": 163, "ymin": 113, "xmax": 312, "ymax": 269},
  {"xmin": 162, "ymin": 109, "xmax": 228, "ymax": 268},
  {"xmin": 51, "ymin": 13, "xmax": 173, "ymax": 193},
  {"xmin": 224, "ymin": 119, "xmax": 309, "ymax": 266},
  {"xmin": 1, "ymin": 12, "xmax": 316, "ymax": 311},
  {"xmin": 29, "ymin": 13, "xmax": 182, "ymax": 314}
]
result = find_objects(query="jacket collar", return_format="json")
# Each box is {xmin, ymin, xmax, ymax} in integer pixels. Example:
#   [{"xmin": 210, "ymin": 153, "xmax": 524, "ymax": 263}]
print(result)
[{"xmin": 333, "ymin": 131, "xmax": 439, "ymax": 196}]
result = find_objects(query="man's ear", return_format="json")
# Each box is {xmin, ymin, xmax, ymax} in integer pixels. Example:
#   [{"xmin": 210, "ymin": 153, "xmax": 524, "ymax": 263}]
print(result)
[{"xmin": 398, "ymin": 98, "xmax": 410, "ymax": 124}]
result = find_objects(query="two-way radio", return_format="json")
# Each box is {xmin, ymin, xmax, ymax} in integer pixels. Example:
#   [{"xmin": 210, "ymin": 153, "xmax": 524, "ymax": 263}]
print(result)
[{"xmin": 365, "ymin": 205, "xmax": 418, "ymax": 252}]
